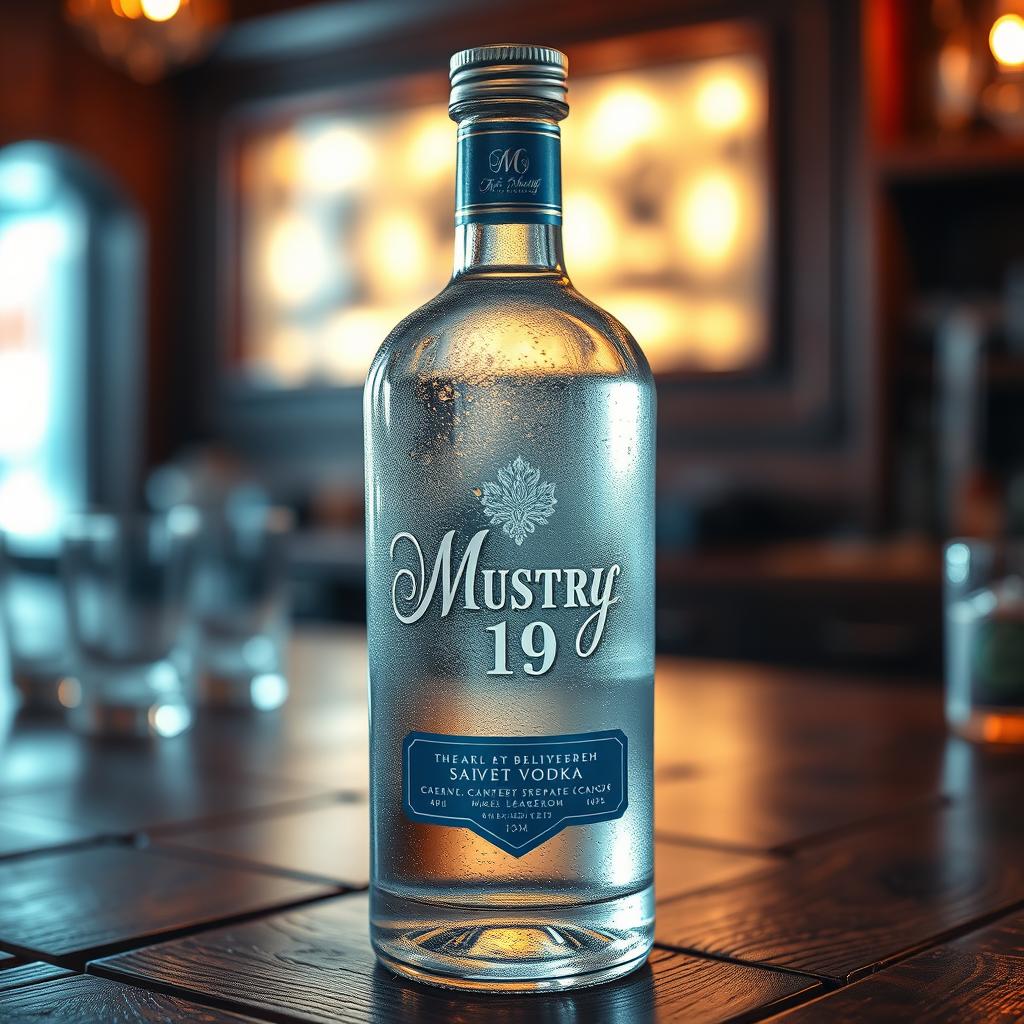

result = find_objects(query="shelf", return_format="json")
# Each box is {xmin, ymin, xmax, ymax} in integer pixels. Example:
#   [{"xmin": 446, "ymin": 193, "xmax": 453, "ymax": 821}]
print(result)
[{"xmin": 875, "ymin": 135, "xmax": 1024, "ymax": 183}]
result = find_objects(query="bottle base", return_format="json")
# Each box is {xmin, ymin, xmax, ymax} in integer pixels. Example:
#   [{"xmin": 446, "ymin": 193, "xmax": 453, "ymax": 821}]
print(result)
[{"xmin": 371, "ymin": 884, "xmax": 654, "ymax": 994}]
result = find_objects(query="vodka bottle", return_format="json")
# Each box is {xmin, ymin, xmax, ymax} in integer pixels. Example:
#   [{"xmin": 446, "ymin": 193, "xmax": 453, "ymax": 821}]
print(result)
[{"xmin": 364, "ymin": 44, "xmax": 655, "ymax": 992}]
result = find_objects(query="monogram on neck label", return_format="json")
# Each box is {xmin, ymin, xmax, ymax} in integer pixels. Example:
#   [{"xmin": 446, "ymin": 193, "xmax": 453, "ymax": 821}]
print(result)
[{"xmin": 456, "ymin": 121, "xmax": 561, "ymax": 226}]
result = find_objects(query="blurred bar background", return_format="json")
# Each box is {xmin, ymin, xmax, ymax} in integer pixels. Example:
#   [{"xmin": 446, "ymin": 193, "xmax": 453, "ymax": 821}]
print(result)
[{"xmin": 2, "ymin": 0, "xmax": 1024, "ymax": 677}]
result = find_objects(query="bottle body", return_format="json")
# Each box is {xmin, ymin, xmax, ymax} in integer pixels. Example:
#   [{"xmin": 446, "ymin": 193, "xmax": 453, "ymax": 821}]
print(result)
[
  {"xmin": 365, "ymin": 271, "xmax": 655, "ymax": 991},
  {"xmin": 364, "ymin": 44, "xmax": 655, "ymax": 992}
]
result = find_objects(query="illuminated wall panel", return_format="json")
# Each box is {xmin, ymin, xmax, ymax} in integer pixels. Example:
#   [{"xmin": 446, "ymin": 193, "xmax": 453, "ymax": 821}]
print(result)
[{"xmin": 233, "ymin": 50, "xmax": 769, "ymax": 387}]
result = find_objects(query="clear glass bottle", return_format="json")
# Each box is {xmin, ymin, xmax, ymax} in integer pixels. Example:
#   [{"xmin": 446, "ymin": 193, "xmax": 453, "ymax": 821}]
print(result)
[{"xmin": 364, "ymin": 44, "xmax": 655, "ymax": 993}]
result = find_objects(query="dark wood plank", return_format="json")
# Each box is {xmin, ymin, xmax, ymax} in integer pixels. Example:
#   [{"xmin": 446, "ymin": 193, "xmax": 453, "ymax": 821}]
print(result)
[
  {"xmin": 652, "ymin": 661, "xmax": 962, "ymax": 852},
  {"xmin": 0, "ymin": 722, "xmax": 86, "ymax": 797},
  {"xmin": 655, "ymin": 841, "xmax": 776, "ymax": 902},
  {"xmin": 655, "ymin": 762, "xmax": 942, "ymax": 852},
  {"xmin": 0, "ymin": 975, "xmax": 261, "ymax": 1022},
  {"xmin": 189, "ymin": 629, "xmax": 370, "ymax": 794},
  {"xmin": 775, "ymin": 908, "xmax": 1024, "ymax": 1022},
  {"xmin": 656, "ymin": 793, "xmax": 1024, "ymax": 983},
  {"xmin": 653, "ymin": 660, "xmax": 945, "ymax": 775},
  {"xmin": 0, "ymin": 961, "xmax": 74, "ymax": 992},
  {"xmin": 0, "ymin": 761, "xmax": 330, "ymax": 836},
  {"xmin": 157, "ymin": 798, "xmax": 370, "ymax": 886},
  {"xmin": 0, "ymin": 844, "xmax": 336, "ymax": 962},
  {"xmin": 0, "ymin": 809, "xmax": 94, "ymax": 859},
  {"xmin": 0, "ymin": 632, "xmax": 369, "ymax": 805},
  {"xmin": 96, "ymin": 893, "xmax": 821, "ymax": 1024}
]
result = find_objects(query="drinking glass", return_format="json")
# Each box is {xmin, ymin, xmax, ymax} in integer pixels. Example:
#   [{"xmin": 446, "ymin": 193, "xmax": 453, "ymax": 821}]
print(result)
[
  {"xmin": 194, "ymin": 500, "xmax": 292, "ymax": 711},
  {"xmin": 60, "ymin": 507, "xmax": 201, "ymax": 738},
  {"xmin": 945, "ymin": 539, "xmax": 1024, "ymax": 744},
  {"xmin": 0, "ymin": 537, "xmax": 73, "ymax": 711}
]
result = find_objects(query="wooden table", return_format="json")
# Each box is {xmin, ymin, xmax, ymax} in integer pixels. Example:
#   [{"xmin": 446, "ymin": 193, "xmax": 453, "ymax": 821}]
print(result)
[{"xmin": 0, "ymin": 628, "xmax": 1022, "ymax": 1022}]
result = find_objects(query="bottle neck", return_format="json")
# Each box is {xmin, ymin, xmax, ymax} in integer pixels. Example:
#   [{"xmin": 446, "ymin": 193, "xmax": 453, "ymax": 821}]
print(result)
[
  {"xmin": 453, "ymin": 222, "xmax": 565, "ymax": 277},
  {"xmin": 451, "ymin": 112, "xmax": 566, "ymax": 278}
]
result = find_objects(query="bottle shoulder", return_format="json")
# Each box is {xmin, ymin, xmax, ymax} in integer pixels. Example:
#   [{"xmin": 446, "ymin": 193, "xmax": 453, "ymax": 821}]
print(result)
[{"xmin": 365, "ymin": 275, "xmax": 652, "ymax": 390}]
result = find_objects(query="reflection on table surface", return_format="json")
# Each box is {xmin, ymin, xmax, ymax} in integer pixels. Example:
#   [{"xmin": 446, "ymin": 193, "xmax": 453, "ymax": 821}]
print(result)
[{"xmin": 0, "ymin": 628, "xmax": 1023, "ymax": 1022}]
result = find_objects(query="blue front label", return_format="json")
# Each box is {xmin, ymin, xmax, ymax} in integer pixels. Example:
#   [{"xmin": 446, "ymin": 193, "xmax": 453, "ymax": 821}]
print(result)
[
  {"xmin": 456, "ymin": 121, "xmax": 561, "ymax": 226},
  {"xmin": 403, "ymin": 729, "xmax": 627, "ymax": 857}
]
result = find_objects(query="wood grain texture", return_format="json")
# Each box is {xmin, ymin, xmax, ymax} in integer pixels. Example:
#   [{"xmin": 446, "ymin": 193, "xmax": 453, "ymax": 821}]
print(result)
[
  {"xmin": 655, "ymin": 841, "xmax": 776, "ymax": 902},
  {"xmin": 653, "ymin": 659, "xmax": 945, "ymax": 774},
  {"xmin": 0, "ymin": 844, "xmax": 335, "ymax": 961},
  {"xmin": 0, "ymin": 961, "xmax": 74, "ymax": 992},
  {"xmin": 157, "ymin": 798, "xmax": 370, "ymax": 886},
  {"xmin": 0, "ymin": 975, "xmax": 261, "ymax": 1022},
  {"xmin": 656, "ymin": 792, "xmax": 1024, "ymax": 982},
  {"xmin": 188, "ymin": 628, "xmax": 370, "ymax": 794},
  {"xmin": 0, "ymin": 721, "xmax": 88, "ymax": 797},
  {"xmin": 774, "ymin": 908, "xmax": 1024, "ymax": 1022},
  {"xmin": 652, "ymin": 661, "xmax": 961, "ymax": 851},
  {"xmin": 0, "ymin": 760, "xmax": 329, "ymax": 836},
  {"xmin": 655, "ymin": 765, "xmax": 941, "ymax": 852},
  {"xmin": 0, "ymin": 809, "xmax": 94, "ymax": 859},
  {"xmin": 97, "ymin": 893, "xmax": 821, "ymax": 1024}
]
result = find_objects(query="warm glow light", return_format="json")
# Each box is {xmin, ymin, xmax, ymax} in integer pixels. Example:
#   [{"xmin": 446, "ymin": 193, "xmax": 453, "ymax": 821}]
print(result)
[
  {"xmin": 250, "ymin": 326, "xmax": 314, "ymax": 386},
  {"xmin": 604, "ymin": 290, "xmax": 681, "ymax": 361},
  {"xmin": 112, "ymin": 0, "xmax": 143, "ymax": 18},
  {"xmin": 260, "ymin": 213, "xmax": 331, "ymax": 307},
  {"xmin": 562, "ymin": 189, "xmax": 618, "ymax": 278},
  {"xmin": 990, "ymin": 13, "xmax": 1024, "ymax": 68},
  {"xmin": 301, "ymin": 124, "xmax": 375, "ymax": 193},
  {"xmin": 139, "ymin": 0, "xmax": 180, "ymax": 22},
  {"xmin": 57, "ymin": 677, "xmax": 82, "ymax": 709},
  {"xmin": 254, "ymin": 133, "xmax": 301, "ymax": 191},
  {"xmin": 690, "ymin": 299, "xmax": 758, "ymax": 369},
  {"xmin": 935, "ymin": 42, "xmax": 978, "ymax": 130},
  {"xmin": 588, "ymin": 85, "xmax": 665, "ymax": 160},
  {"xmin": 677, "ymin": 170, "xmax": 744, "ymax": 268},
  {"xmin": 405, "ymin": 115, "xmax": 454, "ymax": 182},
  {"xmin": 694, "ymin": 73, "xmax": 753, "ymax": 133},
  {"xmin": 238, "ymin": 51, "xmax": 771, "ymax": 387},
  {"xmin": 362, "ymin": 208, "xmax": 433, "ymax": 297},
  {"xmin": 320, "ymin": 306, "xmax": 399, "ymax": 383}
]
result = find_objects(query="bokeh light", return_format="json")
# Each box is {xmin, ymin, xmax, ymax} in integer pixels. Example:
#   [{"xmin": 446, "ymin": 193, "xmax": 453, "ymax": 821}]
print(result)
[
  {"xmin": 990, "ymin": 13, "xmax": 1024, "ymax": 68},
  {"xmin": 563, "ymin": 189, "xmax": 619, "ymax": 279},
  {"xmin": 694, "ymin": 72, "xmax": 754, "ymax": 133},
  {"xmin": 238, "ymin": 51, "xmax": 769, "ymax": 384},
  {"xmin": 361, "ymin": 207, "xmax": 434, "ymax": 298},
  {"xmin": 587, "ymin": 84, "xmax": 665, "ymax": 161},
  {"xmin": 405, "ymin": 114, "xmax": 454, "ymax": 182},
  {"xmin": 301, "ymin": 124, "xmax": 375, "ymax": 193},
  {"xmin": 139, "ymin": 0, "xmax": 181, "ymax": 22},
  {"xmin": 260, "ymin": 212, "xmax": 332, "ymax": 308},
  {"xmin": 677, "ymin": 169, "xmax": 744, "ymax": 269}
]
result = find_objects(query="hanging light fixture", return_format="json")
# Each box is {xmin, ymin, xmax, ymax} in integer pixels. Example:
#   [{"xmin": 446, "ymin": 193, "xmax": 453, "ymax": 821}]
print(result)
[{"xmin": 64, "ymin": 0, "xmax": 227, "ymax": 83}]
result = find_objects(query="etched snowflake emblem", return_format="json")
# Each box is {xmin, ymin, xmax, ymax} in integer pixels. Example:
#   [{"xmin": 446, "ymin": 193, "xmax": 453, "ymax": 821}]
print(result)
[{"xmin": 478, "ymin": 456, "xmax": 557, "ymax": 545}]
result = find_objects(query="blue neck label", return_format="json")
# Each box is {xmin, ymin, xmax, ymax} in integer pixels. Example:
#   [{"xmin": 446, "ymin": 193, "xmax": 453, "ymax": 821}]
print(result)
[{"xmin": 456, "ymin": 121, "xmax": 561, "ymax": 226}]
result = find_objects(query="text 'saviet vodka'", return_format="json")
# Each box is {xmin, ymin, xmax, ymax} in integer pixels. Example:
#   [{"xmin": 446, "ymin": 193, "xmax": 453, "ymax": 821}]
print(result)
[{"xmin": 364, "ymin": 44, "xmax": 655, "ymax": 993}]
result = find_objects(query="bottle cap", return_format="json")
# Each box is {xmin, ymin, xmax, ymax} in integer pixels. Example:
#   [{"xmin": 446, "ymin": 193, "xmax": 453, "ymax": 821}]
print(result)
[{"xmin": 449, "ymin": 44, "xmax": 568, "ymax": 117}]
